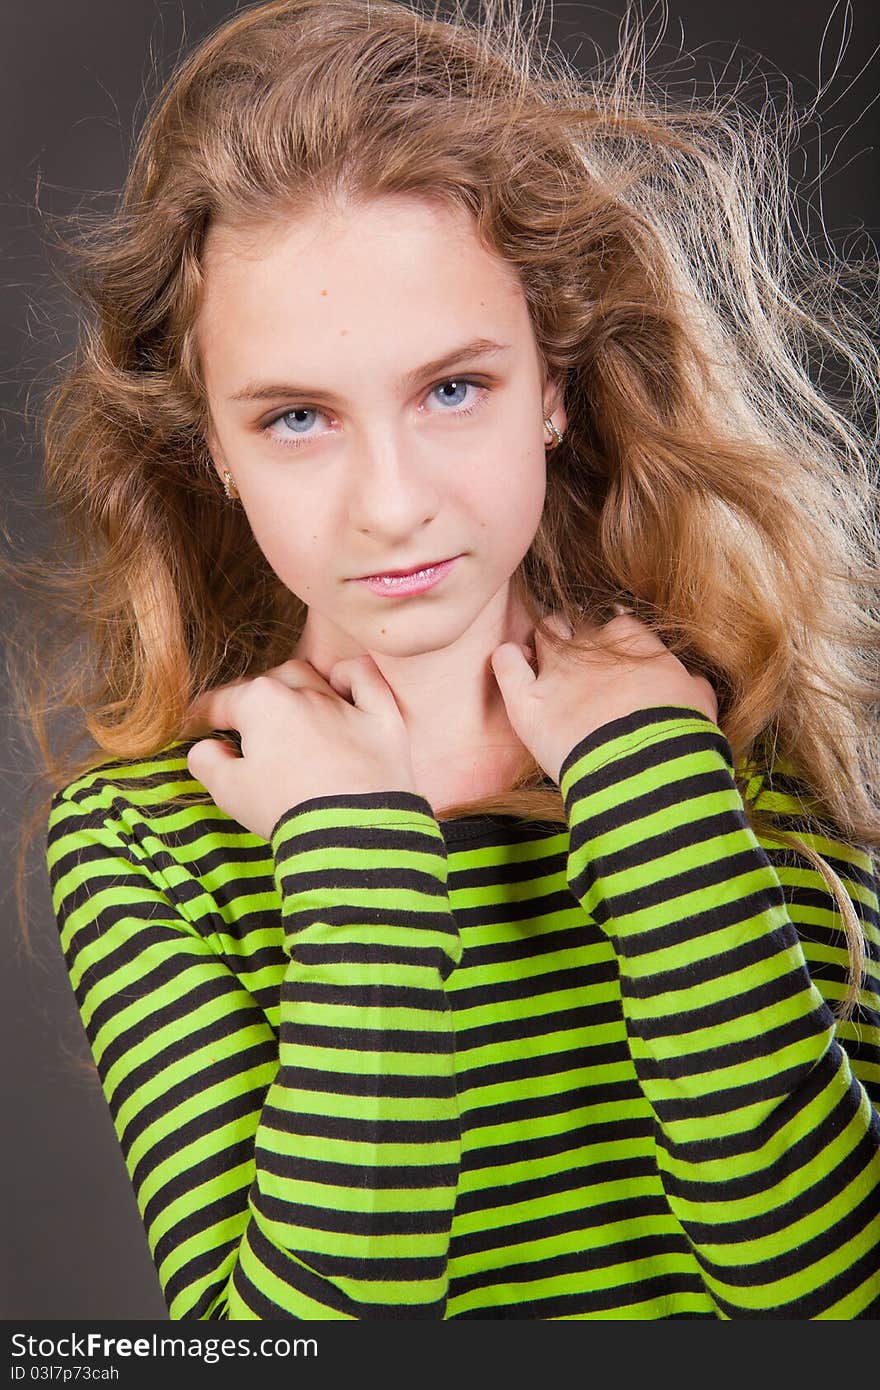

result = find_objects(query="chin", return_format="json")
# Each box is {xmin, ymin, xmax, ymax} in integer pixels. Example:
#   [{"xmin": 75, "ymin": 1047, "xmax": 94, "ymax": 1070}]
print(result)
[
  {"xmin": 363, "ymin": 612, "xmax": 472, "ymax": 657},
  {"xmin": 369, "ymin": 633, "xmax": 457, "ymax": 659}
]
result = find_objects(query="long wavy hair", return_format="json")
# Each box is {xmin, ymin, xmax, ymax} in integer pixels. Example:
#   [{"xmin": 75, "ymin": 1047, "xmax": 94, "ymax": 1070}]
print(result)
[{"xmin": 7, "ymin": 0, "xmax": 880, "ymax": 1020}]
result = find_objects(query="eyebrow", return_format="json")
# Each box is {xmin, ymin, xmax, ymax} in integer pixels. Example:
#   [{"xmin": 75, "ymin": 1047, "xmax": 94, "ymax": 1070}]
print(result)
[{"xmin": 227, "ymin": 337, "xmax": 512, "ymax": 404}]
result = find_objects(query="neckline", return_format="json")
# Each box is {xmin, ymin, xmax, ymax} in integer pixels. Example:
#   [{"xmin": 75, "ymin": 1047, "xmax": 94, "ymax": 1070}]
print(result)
[
  {"xmin": 436, "ymin": 774, "xmax": 559, "ymax": 843},
  {"xmin": 438, "ymin": 813, "xmax": 512, "ymax": 842}
]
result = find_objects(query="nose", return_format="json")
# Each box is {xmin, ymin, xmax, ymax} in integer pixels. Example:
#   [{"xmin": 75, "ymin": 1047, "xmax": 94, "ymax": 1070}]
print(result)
[{"xmin": 346, "ymin": 427, "xmax": 442, "ymax": 537}]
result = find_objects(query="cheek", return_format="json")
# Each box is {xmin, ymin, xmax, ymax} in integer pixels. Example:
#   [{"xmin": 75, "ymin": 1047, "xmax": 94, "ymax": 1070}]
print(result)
[
  {"xmin": 243, "ymin": 488, "xmax": 325, "ymax": 589},
  {"xmin": 476, "ymin": 444, "xmax": 547, "ymax": 541}
]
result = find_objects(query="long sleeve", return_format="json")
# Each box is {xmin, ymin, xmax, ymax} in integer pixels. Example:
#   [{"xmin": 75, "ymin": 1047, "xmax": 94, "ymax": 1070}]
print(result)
[
  {"xmin": 246, "ymin": 793, "xmax": 462, "ymax": 1317},
  {"xmin": 46, "ymin": 787, "xmax": 462, "ymax": 1320},
  {"xmin": 558, "ymin": 704, "xmax": 880, "ymax": 1319}
]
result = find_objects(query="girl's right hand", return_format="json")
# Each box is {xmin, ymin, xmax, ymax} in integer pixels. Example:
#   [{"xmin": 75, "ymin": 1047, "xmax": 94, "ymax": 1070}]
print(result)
[{"xmin": 180, "ymin": 655, "xmax": 418, "ymax": 840}]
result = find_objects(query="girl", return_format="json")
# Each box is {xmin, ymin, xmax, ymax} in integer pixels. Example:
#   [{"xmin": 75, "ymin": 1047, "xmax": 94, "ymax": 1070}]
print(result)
[{"xmin": 16, "ymin": 0, "xmax": 880, "ymax": 1318}]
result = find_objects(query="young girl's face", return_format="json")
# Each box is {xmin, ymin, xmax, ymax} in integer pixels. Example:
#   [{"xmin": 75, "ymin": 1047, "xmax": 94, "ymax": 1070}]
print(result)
[{"xmin": 197, "ymin": 194, "xmax": 565, "ymax": 658}]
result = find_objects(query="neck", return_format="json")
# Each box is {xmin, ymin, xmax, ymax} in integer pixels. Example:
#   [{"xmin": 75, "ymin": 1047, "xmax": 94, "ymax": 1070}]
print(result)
[{"xmin": 292, "ymin": 583, "xmax": 535, "ymax": 782}]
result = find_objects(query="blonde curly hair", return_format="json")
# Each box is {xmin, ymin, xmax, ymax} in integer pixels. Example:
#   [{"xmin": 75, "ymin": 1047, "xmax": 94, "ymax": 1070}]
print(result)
[{"xmin": 7, "ymin": 0, "xmax": 880, "ymax": 1020}]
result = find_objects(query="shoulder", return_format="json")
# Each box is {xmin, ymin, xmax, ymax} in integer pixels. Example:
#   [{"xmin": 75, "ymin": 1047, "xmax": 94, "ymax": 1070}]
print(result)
[
  {"xmin": 748, "ymin": 746, "xmax": 814, "ymax": 817},
  {"xmin": 48, "ymin": 737, "xmax": 211, "ymax": 834},
  {"xmin": 748, "ymin": 744, "xmax": 878, "ymax": 907}
]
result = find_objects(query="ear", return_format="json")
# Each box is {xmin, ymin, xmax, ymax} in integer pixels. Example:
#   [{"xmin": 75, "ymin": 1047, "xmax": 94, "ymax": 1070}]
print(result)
[
  {"xmin": 204, "ymin": 426, "xmax": 228, "ymax": 488},
  {"xmin": 543, "ymin": 373, "xmax": 568, "ymax": 436}
]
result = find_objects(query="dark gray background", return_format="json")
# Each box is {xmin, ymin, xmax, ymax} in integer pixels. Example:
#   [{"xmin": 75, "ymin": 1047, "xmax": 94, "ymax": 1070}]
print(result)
[{"xmin": 2, "ymin": 0, "xmax": 878, "ymax": 1320}]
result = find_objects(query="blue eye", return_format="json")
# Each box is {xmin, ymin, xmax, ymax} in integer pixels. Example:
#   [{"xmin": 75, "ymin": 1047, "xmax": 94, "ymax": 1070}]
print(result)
[
  {"xmin": 261, "ymin": 406, "xmax": 326, "ymax": 447},
  {"xmin": 430, "ymin": 379, "xmax": 473, "ymax": 409},
  {"xmin": 277, "ymin": 407, "xmax": 317, "ymax": 434}
]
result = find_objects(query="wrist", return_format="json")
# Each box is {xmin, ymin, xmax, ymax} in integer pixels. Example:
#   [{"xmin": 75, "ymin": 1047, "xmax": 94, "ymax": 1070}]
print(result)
[
  {"xmin": 270, "ymin": 788, "xmax": 435, "ymax": 846},
  {"xmin": 558, "ymin": 705, "xmax": 722, "ymax": 798}
]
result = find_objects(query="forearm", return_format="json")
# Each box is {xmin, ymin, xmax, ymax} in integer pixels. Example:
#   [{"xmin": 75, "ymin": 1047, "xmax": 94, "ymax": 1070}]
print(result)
[
  {"xmin": 559, "ymin": 705, "xmax": 880, "ymax": 1316},
  {"xmin": 234, "ymin": 792, "xmax": 463, "ymax": 1318},
  {"xmin": 48, "ymin": 787, "xmax": 463, "ymax": 1322}
]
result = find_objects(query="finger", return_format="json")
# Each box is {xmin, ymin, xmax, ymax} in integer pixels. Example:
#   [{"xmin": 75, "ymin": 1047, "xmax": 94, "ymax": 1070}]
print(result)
[
  {"xmin": 182, "ymin": 660, "xmax": 332, "ymax": 736},
  {"xmin": 181, "ymin": 680, "xmax": 244, "ymax": 736},
  {"xmin": 186, "ymin": 735, "xmax": 240, "ymax": 796},
  {"xmin": 535, "ymin": 612, "xmax": 590, "ymax": 656},
  {"xmin": 180, "ymin": 707, "xmax": 210, "ymax": 738},
  {"xmin": 181, "ymin": 684, "xmax": 243, "ymax": 736},
  {"xmin": 490, "ymin": 641, "xmax": 536, "ymax": 695},
  {"xmin": 540, "ymin": 612, "xmax": 574, "ymax": 640},
  {"xmin": 180, "ymin": 700, "xmax": 233, "ymax": 738},
  {"xmin": 573, "ymin": 607, "xmax": 654, "ymax": 653},
  {"xmin": 329, "ymin": 654, "xmax": 400, "ymax": 717},
  {"xmin": 265, "ymin": 658, "xmax": 339, "ymax": 698}
]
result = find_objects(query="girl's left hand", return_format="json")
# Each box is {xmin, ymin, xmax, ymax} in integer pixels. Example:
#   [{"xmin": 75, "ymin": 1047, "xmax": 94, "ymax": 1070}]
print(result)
[{"xmin": 490, "ymin": 609, "xmax": 719, "ymax": 786}]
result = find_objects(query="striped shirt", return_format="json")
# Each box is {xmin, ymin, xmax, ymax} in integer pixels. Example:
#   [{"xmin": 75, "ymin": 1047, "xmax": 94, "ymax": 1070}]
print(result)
[{"xmin": 45, "ymin": 705, "xmax": 880, "ymax": 1319}]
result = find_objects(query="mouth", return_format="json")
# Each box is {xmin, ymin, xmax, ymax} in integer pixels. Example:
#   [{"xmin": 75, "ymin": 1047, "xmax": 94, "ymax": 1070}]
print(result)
[
  {"xmin": 351, "ymin": 554, "xmax": 463, "ymax": 595},
  {"xmin": 352, "ymin": 554, "xmax": 461, "ymax": 580}
]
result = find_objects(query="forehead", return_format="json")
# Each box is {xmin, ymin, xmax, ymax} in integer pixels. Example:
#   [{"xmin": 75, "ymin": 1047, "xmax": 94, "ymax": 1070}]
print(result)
[
  {"xmin": 199, "ymin": 194, "xmax": 522, "ymax": 312},
  {"xmin": 196, "ymin": 194, "xmax": 530, "ymax": 388}
]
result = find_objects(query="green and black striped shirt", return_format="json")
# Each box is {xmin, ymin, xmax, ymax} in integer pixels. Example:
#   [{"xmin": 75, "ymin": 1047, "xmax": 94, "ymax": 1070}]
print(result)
[{"xmin": 45, "ymin": 705, "xmax": 880, "ymax": 1318}]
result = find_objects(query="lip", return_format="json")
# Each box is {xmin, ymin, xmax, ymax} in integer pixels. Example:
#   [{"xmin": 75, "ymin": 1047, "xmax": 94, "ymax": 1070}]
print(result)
[{"xmin": 352, "ymin": 554, "xmax": 462, "ymax": 596}]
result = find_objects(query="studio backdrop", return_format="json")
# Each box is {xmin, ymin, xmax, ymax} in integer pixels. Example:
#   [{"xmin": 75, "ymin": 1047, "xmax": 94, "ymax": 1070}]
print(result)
[{"xmin": 2, "ymin": 0, "xmax": 878, "ymax": 1320}]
